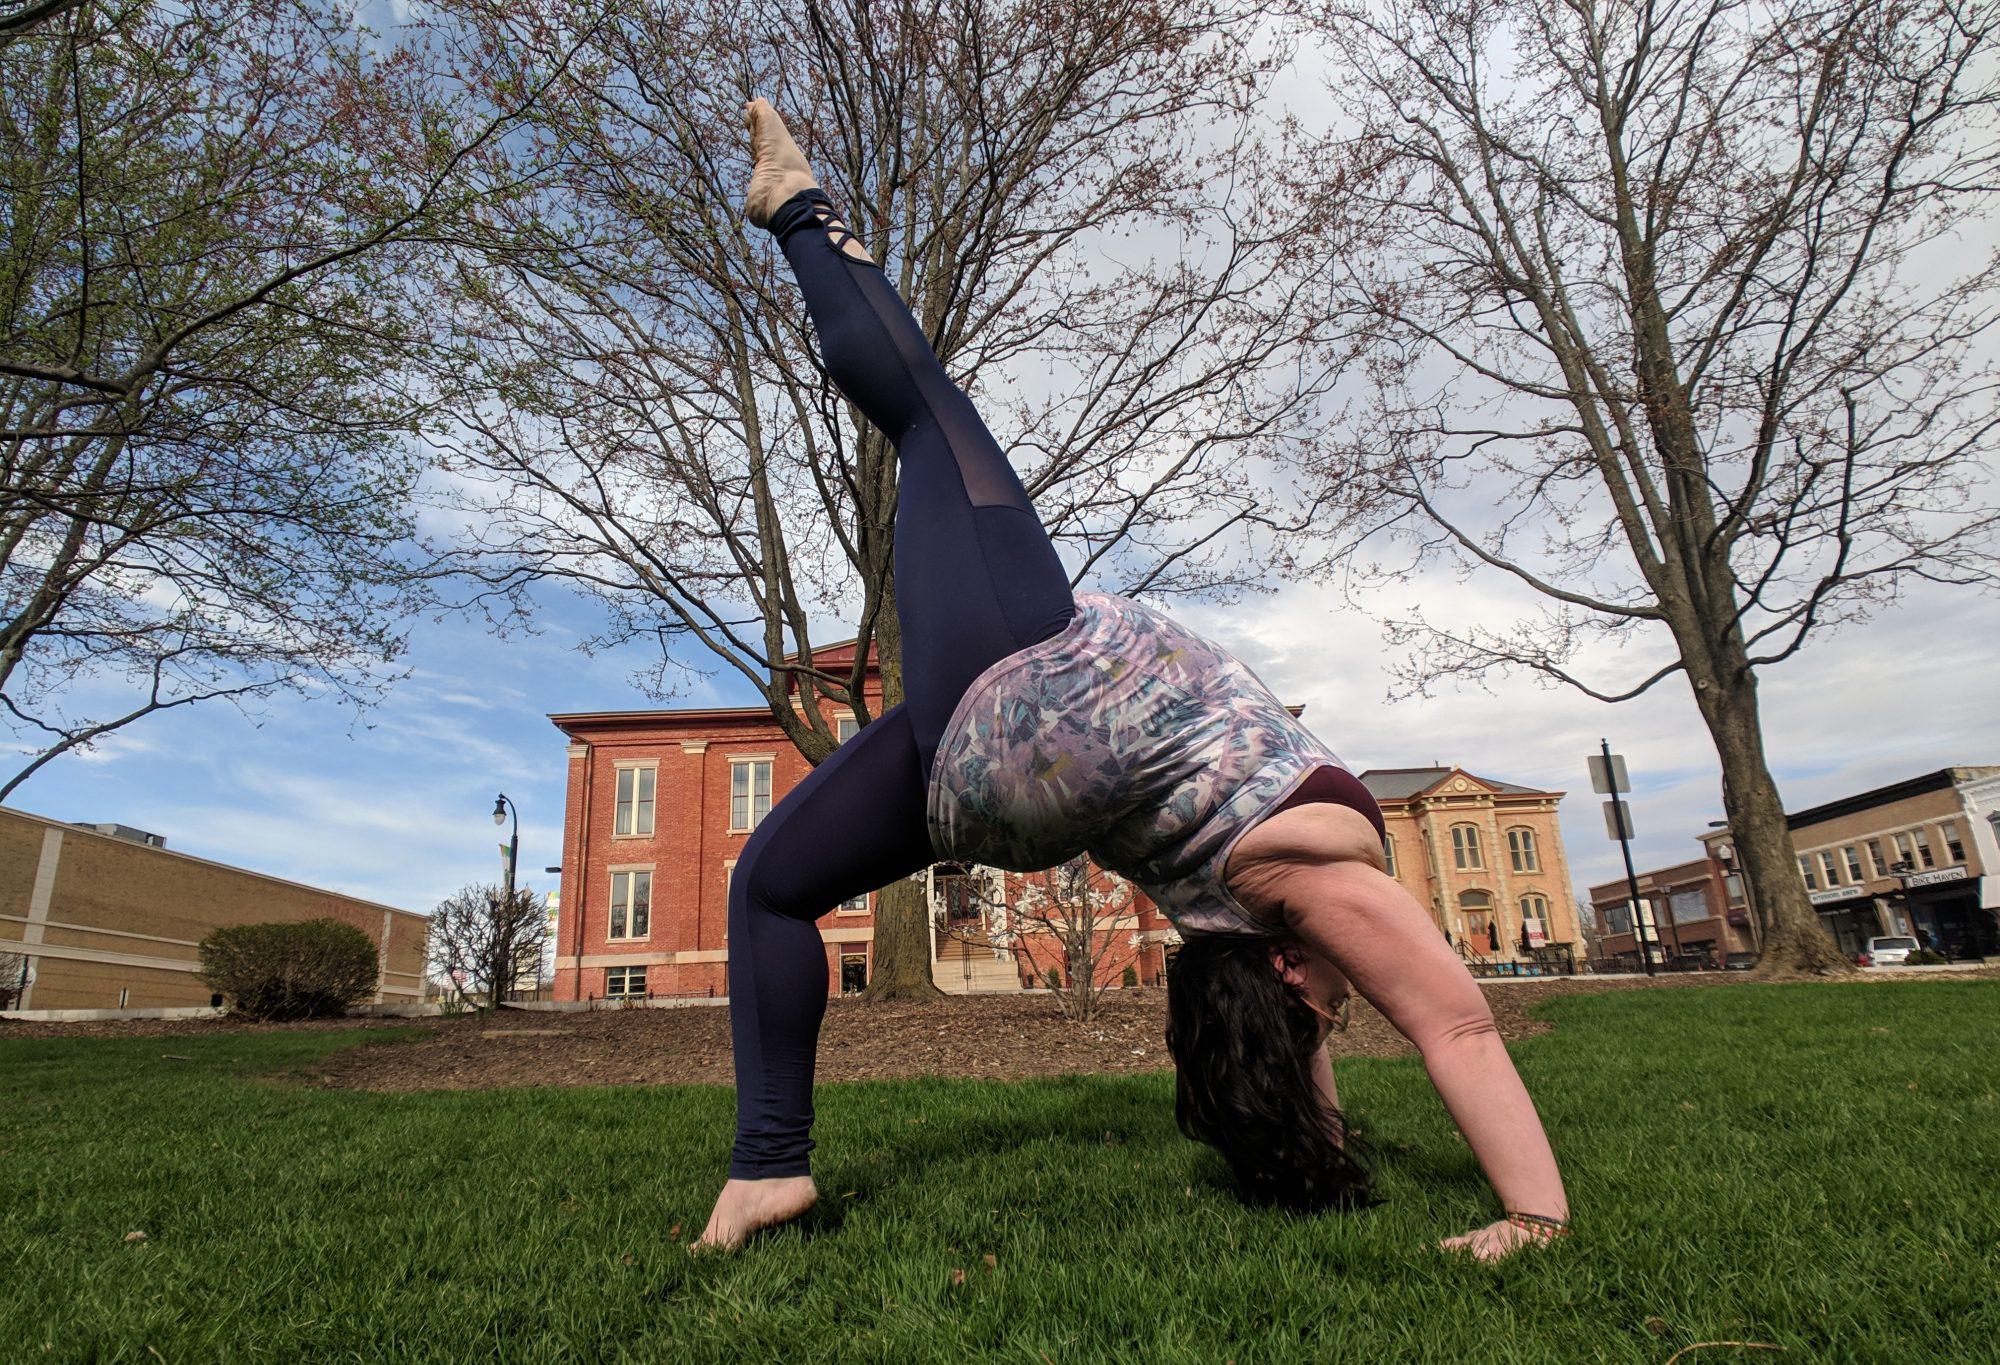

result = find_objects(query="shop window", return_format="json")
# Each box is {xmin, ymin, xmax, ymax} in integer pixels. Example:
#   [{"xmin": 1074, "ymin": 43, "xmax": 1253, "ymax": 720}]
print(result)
[
  {"xmin": 1940, "ymin": 821, "xmax": 1965, "ymax": 863},
  {"xmin": 610, "ymin": 869, "xmax": 652, "ymax": 940},
  {"xmin": 606, "ymin": 966, "xmax": 647, "ymax": 999},
  {"xmin": 839, "ymin": 950, "xmax": 868, "ymax": 994},
  {"xmin": 613, "ymin": 763, "xmax": 656, "ymax": 837},
  {"xmin": 1450, "ymin": 824, "xmax": 1483, "ymax": 870},
  {"xmin": 1507, "ymin": 827, "xmax": 1540, "ymax": 873}
]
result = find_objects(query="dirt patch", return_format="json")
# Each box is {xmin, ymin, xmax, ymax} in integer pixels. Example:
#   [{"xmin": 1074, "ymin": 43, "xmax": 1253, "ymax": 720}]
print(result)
[
  {"xmin": 12, "ymin": 967, "xmax": 1989, "ymax": 1091},
  {"xmin": 284, "ymin": 973, "xmax": 1750, "ymax": 1093}
]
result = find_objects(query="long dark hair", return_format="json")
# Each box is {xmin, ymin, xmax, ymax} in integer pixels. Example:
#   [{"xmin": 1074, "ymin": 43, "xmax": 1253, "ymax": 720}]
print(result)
[{"xmin": 1164, "ymin": 931, "xmax": 1376, "ymax": 1213}]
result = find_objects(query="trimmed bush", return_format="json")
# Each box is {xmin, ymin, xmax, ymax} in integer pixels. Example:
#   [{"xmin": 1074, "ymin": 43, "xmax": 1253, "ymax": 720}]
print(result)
[
  {"xmin": 1041, "ymin": 966, "xmax": 1061, "ymax": 992},
  {"xmin": 197, "ymin": 918, "xmax": 380, "ymax": 1021},
  {"xmin": 1905, "ymin": 949, "xmax": 1948, "ymax": 966},
  {"xmin": 1121, "ymin": 965, "xmax": 1139, "ymax": 989}
]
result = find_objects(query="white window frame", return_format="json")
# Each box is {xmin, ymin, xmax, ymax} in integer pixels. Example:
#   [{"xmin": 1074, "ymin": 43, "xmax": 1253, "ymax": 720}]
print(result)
[
  {"xmin": 1798, "ymin": 855, "xmax": 1818, "ymax": 891},
  {"xmin": 836, "ymin": 890, "xmax": 870, "ymax": 916},
  {"xmin": 608, "ymin": 867, "xmax": 653, "ymax": 942},
  {"xmin": 1818, "ymin": 850, "xmax": 1841, "ymax": 887},
  {"xmin": 1842, "ymin": 845, "xmax": 1864, "ymax": 882},
  {"xmin": 728, "ymin": 756, "xmax": 775, "ymax": 833},
  {"xmin": 1450, "ymin": 823, "xmax": 1483, "ymax": 871},
  {"xmin": 612, "ymin": 762, "xmax": 657, "ymax": 839},
  {"xmin": 606, "ymin": 965, "xmax": 648, "ymax": 999},
  {"xmin": 836, "ymin": 715, "xmax": 860, "ymax": 744},
  {"xmin": 1910, "ymin": 828, "xmax": 1935, "ymax": 869},
  {"xmin": 1382, "ymin": 834, "xmax": 1398, "ymax": 879},
  {"xmin": 1507, "ymin": 827, "xmax": 1539, "ymax": 873},
  {"xmin": 1867, "ymin": 839, "xmax": 1889, "ymax": 877},
  {"xmin": 1939, "ymin": 820, "xmax": 1965, "ymax": 863},
  {"xmin": 722, "ymin": 859, "xmax": 735, "ymax": 941}
]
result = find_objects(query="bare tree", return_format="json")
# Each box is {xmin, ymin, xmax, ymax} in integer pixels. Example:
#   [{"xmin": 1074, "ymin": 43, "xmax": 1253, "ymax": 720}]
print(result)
[
  {"xmin": 1294, "ymin": 0, "xmax": 2000, "ymax": 973},
  {"xmin": 0, "ymin": 0, "xmax": 548, "ymax": 797},
  {"xmin": 941, "ymin": 855, "xmax": 1141, "ymax": 1021},
  {"xmin": 429, "ymin": 883, "xmax": 549, "ymax": 1009},
  {"xmin": 428, "ymin": 0, "xmax": 1350, "ymax": 997}
]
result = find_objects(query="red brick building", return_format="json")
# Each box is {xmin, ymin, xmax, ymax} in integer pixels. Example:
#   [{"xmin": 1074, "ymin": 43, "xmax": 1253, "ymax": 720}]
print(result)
[{"xmin": 549, "ymin": 640, "xmax": 1585, "ymax": 1001}]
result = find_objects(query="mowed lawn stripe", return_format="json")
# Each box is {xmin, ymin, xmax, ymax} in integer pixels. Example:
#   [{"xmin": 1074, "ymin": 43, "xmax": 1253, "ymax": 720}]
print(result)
[{"xmin": 2, "ymin": 981, "xmax": 1996, "ymax": 1362}]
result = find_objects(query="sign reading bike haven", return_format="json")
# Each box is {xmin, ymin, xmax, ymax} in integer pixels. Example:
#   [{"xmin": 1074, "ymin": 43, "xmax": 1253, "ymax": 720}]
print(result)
[{"xmin": 1903, "ymin": 866, "xmax": 1970, "ymax": 889}]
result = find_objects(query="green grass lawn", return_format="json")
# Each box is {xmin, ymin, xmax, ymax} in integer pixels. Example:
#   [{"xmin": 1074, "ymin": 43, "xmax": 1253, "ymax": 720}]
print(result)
[{"xmin": 4, "ymin": 981, "xmax": 1997, "ymax": 1364}]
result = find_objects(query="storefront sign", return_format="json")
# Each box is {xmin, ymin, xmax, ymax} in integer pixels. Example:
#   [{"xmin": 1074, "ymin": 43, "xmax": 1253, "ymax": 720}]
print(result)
[
  {"xmin": 1903, "ymin": 867, "xmax": 1969, "ymax": 890},
  {"xmin": 1808, "ymin": 887, "xmax": 1867, "ymax": 907}
]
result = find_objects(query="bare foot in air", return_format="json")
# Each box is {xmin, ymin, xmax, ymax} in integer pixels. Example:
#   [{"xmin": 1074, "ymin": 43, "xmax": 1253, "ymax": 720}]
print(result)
[
  {"xmin": 742, "ymin": 97, "xmax": 872, "ymax": 262},
  {"xmin": 690, "ymin": 1175, "xmax": 819, "ymax": 1254}
]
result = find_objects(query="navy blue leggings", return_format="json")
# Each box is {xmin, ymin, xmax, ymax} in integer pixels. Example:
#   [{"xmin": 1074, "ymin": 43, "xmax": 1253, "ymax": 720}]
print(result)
[{"xmin": 726, "ymin": 189, "xmax": 1076, "ymax": 1178}]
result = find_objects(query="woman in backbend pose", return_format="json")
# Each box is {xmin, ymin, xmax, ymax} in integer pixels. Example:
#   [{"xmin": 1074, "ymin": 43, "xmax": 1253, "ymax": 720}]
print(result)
[{"xmin": 697, "ymin": 99, "xmax": 1571, "ymax": 1263}]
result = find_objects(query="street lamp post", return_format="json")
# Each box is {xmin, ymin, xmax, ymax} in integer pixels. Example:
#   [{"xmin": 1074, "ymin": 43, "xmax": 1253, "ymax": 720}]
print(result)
[{"xmin": 493, "ymin": 793, "xmax": 519, "ymax": 1004}]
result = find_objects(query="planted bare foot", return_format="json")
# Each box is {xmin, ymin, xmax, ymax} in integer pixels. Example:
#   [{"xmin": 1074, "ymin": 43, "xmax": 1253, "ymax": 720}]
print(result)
[{"xmin": 690, "ymin": 1174, "xmax": 819, "ymax": 1254}]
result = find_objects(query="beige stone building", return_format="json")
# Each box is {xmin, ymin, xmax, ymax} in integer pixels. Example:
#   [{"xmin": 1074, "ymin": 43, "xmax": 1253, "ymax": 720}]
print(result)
[
  {"xmin": 0, "ymin": 805, "xmax": 428, "ymax": 1013},
  {"xmin": 1363, "ymin": 767, "xmax": 1584, "ymax": 972}
]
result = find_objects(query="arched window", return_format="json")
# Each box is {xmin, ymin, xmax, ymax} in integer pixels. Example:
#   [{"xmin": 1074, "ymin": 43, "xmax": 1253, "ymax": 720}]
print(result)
[
  {"xmin": 1507, "ymin": 827, "xmax": 1540, "ymax": 873},
  {"xmin": 1450, "ymin": 823, "xmax": 1483, "ymax": 870},
  {"xmin": 1383, "ymin": 834, "xmax": 1398, "ymax": 878},
  {"xmin": 1520, "ymin": 893, "xmax": 1550, "ymax": 924}
]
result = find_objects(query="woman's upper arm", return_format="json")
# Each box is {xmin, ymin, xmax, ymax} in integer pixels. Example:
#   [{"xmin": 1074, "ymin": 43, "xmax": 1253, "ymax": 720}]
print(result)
[{"xmin": 1277, "ymin": 860, "xmax": 1495, "ymax": 1054}]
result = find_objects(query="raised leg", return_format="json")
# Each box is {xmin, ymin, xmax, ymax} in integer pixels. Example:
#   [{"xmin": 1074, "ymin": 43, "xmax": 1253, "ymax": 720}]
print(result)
[{"xmin": 762, "ymin": 174, "xmax": 1075, "ymax": 769}]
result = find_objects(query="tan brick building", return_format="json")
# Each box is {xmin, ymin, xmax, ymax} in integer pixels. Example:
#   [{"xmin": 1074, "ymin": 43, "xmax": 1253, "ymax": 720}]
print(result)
[
  {"xmin": 1365, "ymin": 768, "xmax": 1584, "ymax": 972},
  {"xmin": 0, "ymin": 805, "xmax": 428, "ymax": 1012}
]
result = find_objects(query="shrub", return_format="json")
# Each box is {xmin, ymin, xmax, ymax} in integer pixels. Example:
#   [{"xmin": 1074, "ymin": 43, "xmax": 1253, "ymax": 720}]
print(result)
[
  {"xmin": 1905, "ymin": 949, "xmax": 1948, "ymax": 966},
  {"xmin": 1121, "ymin": 965, "xmax": 1139, "ymax": 989},
  {"xmin": 1041, "ymin": 966, "xmax": 1061, "ymax": 992},
  {"xmin": 197, "ymin": 918, "xmax": 380, "ymax": 1021}
]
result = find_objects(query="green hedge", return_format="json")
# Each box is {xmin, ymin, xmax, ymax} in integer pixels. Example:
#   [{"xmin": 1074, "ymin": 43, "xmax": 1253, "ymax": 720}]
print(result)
[{"xmin": 196, "ymin": 918, "xmax": 380, "ymax": 1021}]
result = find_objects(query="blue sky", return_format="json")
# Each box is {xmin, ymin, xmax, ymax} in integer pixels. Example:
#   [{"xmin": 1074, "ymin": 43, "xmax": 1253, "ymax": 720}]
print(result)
[{"xmin": 11, "ymin": 559, "xmax": 1998, "ymax": 918}]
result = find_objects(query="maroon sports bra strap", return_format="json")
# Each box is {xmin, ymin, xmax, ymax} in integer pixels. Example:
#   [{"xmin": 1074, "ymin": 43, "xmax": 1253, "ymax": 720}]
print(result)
[{"xmin": 1270, "ymin": 765, "xmax": 1387, "ymax": 843}]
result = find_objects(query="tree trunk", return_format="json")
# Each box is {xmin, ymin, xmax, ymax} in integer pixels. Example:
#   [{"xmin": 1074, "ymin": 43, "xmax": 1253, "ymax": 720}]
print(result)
[
  {"xmin": 860, "ymin": 580, "xmax": 944, "ymax": 1000},
  {"xmin": 1691, "ymin": 664, "xmax": 1853, "ymax": 976}
]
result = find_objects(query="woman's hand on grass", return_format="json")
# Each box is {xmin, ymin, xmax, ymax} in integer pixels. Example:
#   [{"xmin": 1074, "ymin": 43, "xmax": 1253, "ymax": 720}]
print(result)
[{"xmin": 1437, "ymin": 1218, "xmax": 1558, "ymax": 1263}]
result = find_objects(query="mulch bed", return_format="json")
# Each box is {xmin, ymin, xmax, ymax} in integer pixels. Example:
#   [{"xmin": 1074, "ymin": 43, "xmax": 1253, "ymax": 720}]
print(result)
[{"xmin": 9, "ymin": 968, "xmax": 1990, "ymax": 1092}]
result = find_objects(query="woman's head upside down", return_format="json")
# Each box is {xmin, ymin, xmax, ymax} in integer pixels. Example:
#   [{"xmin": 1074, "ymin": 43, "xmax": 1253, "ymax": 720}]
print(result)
[{"xmin": 1164, "ymin": 931, "xmax": 1378, "ymax": 1214}]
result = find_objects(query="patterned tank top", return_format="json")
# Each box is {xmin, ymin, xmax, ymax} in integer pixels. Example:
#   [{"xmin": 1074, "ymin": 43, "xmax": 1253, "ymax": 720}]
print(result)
[{"xmin": 924, "ymin": 591, "xmax": 1366, "ymax": 937}]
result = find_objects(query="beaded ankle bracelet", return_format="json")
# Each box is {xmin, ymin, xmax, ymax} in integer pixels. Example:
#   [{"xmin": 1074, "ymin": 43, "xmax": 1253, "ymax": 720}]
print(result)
[{"xmin": 1504, "ymin": 1211, "xmax": 1572, "ymax": 1240}]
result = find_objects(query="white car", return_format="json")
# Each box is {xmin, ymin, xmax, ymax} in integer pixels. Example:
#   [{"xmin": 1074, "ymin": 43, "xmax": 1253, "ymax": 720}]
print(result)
[{"xmin": 1861, "ymin": 935, "xmax": 1920, "ymax": 967}]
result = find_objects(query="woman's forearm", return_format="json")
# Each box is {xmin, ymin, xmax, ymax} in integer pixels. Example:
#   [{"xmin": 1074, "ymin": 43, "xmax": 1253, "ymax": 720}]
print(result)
[{"xmin": 1420, "ymin": 1027, "xmax": 1568, "ymax": 1218}]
